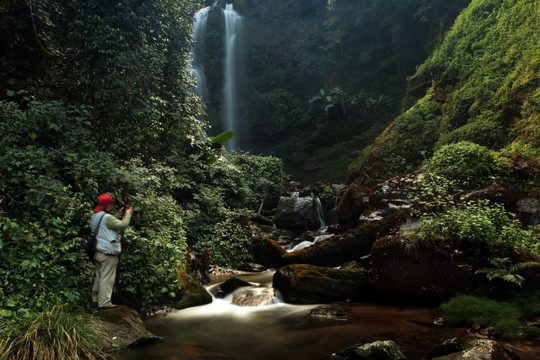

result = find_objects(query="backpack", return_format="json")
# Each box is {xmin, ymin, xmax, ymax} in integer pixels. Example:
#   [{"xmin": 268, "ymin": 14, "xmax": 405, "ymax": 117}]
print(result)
[{"xmin": 81, "ymin": 213, "xmax": 105, "ymax": 262}]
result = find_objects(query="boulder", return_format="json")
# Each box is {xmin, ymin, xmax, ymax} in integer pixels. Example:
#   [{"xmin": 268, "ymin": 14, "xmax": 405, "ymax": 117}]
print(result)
[
  {"xmin": 174, "ymin": 271, "xmax": 213, "ymax": 310},
  {"xmin": 337, "ymin": 183, "xmax": 372, "ymax": 230},
  {"xmin": 251, "ymin": 237, "xmax": 285, "ymax": 268},
  {"xmin": 274, "ymin": 196, "xmax": 321, "ymax": 231},
  {"xmin": 283, "ymin": 210, "xmax": 410, "ymax": 267},
  {"xmin": 213, "ymin": 277, "xmax": 253, "ymax": 298},
  {"xmin": 331, "ymin": 340, "xmax": 407, "ymax": 360},
  {"xmin": 231, "ymin": 287, "xmax": 279, "ymax": 306},
  {"xmin": 273, "ymin": 264, "xmax": 373, "ymax": 304},
  {"xmin": 429, "ymin": 339, "xmax": 521, "ymax": 360},
  {"xmin": 238, "ymin": 262, "xmax": 267, "ymax": 272},
  {"xmin": 93, "ymin": 305, "xmax": 161, "ymax": 350},
  {"xmin": 309, "ymin": 303, "xmax": 347, "ymax": 321},
  {"xmin": 371, "ymin": 236, "xmax": 477, "ymax": 302}
]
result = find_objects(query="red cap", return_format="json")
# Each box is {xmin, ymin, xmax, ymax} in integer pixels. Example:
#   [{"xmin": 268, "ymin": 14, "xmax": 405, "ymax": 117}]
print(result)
[{"xmin": 94, "ymin": 194, "xmax": 114, "ymax": 213}]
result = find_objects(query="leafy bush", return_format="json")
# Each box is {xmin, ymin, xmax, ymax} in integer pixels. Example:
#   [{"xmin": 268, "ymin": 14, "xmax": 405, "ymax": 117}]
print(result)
[
  {"xmin": 418, "ymin": 199, "xmax": 536, "ymax": 259},
  {"xmin": 440, "ymin": 293, "xmax": 540, "ymax": 339},
  {"xmin": 428, "ymin": 141, "xmax": 496, "ymax": 191},
  {"xmin": 193, "ymin": 214, "xmax": 252, "ymax": 268},
  {"xmin": 0, "ymin": 305, "xmax": 108, "ymax": 360}
]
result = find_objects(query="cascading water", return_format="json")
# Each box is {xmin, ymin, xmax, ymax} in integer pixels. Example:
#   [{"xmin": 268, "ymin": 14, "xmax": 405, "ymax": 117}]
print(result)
[
  {"xmin": 223, "ymin": 4, "xmax": 242, "ymax": 151},
  {"xmin": 190, "ymin": 7, "xmax": 210, "ymax": 102}
]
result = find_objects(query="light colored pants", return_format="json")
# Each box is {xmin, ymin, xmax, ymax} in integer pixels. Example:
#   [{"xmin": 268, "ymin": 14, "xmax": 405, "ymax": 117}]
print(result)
[{"xmin": 92, "ymin": 252, "xmax": 118, "ymax": 307}]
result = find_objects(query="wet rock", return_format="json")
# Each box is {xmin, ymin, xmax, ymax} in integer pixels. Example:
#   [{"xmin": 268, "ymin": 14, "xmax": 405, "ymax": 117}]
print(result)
[
  {"xmin": 283, "ymin": 209, "xmax": 410, "ymax": 267},
  {"xmin": 213, "ymin": 277, "xmax": 253, "ymax": 298},
  {"xmin": 274, "ymin": 196, "xmax": 321, "ymax": 231},
  {"xmin": 251, "ymin": 237, "xmax": 285, "ymax": 268},
  {"xmin": 231, "ymin": 287, "xmax": 278, "ymax": 306},
  {"xmin": 238, "ymin": 262, "xmax": 267, "ymax": 272},
  {"xmin": 424, "ymin": 338, "xmax": 462, "ymax": 359},
  {"xmin": 93, "ymin": 305, "xmax": 161, "ymax": 350},
  {"xmin": 309, "ymin": 304, "xmax": 347, "ymax": 321},
  {"xmin": 331, "ymin": 340, "xmax": 407, "ymax": 360},
  {"xmin": 370, "ymin": 236, "xmax": 477, "ymax": 303},
  {"xmin": 174, "ymin": 271, "xmax": 213, "ymax": 310},
  {"xmin": 337, "ymin": 183, "xmax": 372, "ymax": 230},
  {"xmin": 273, "ymin": 264, "xmax": 372, "ymax": 304},
  {"xmin": 430, "ymin": 339, "xmax": 521, "ymax": 360}
]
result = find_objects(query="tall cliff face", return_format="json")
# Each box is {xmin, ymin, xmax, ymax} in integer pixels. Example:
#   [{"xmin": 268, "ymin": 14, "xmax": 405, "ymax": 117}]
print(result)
[
  {"xmin": 350, "ymin": 0, "xmax": 539, "ymax": 181},
  {"xmin": 200, "ymin": 0, "xmax": 469, "ymax": 182}
]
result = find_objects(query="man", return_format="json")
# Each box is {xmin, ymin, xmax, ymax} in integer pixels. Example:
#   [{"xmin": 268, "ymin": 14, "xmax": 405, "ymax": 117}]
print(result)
[{"xmin": 90, "ymin": 193, "xmax": 133, "ymax": 309}]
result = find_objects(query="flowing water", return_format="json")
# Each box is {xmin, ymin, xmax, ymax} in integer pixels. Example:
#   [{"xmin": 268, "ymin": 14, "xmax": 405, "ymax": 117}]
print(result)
[
  {"xmin": 110, "ymin": 271, "xmax": 540, "ymax": 360},
  {"xmin": 223, "ymin": 4, "xmax": 242, "ymax": 151}
]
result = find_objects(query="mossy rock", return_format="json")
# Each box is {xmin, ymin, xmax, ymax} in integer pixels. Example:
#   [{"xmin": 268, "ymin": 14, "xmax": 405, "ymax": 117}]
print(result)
[
  {"xmin": 174, "ymin": 271, "xmax": 212, "ymax": 310},
  {"xmin": 283, "ymin": 209, "xmax": 410, "ymax": 267},
  {"xmin": 371, "ymin": 235, "xmax": 478, "ymax": 303},
  {"xmin": 251, "ymin": 237, "xmax": 285, "ymax": 268},
  {"xmin": 93, "ymin": 305, "xmax": 161, "ymax": 350},
  {"xmin": 273, "ymin": 264, "xmax": 372, "ymax": 304}
]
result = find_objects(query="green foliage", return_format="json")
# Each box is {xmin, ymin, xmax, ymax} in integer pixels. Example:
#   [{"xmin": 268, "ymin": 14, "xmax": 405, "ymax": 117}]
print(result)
[
  {"xmin": 0, "ymin": 208, "xmax": 93, "ymax": 314},
  {"xmin": 117, "ymin": 195, "xmax": 188, "ymax": 311},
  {"xmin": 418, "ymin": 199, "xmax": 536, "ymax": 261},
  {"xmin": 193, "ymin": 215, "xmax": 252, "ymax": 268},
  {"xmin": 428, "ymin": 141, "xmax": 496, "ymax": 191},
  {"xmin": 368, "ymin": 93, "xmax": 441, "ymax": 176},
  {"xmin": 0, "ymin": 305, "xmax": 108, "ymax": 360},
  {"xmin": 439, "ymin": 295, "xmax": 524, "ymax": 339},
  {"xmin": 354, "ymin": 0, "xmax": 540, "ymax": 178}
]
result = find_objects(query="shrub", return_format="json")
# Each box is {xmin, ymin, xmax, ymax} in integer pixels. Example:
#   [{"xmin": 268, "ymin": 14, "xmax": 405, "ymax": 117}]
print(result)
[
  {"xmin": 193, "ymin": 214, "xmax": 252, "ymax": 268},
  {"xmin": 428, "ymin": 141, "xmax": 495, "ymax": 191},
  {"xmin": 0, "ymin": 305, "xmax": 109, "ymax": 360},
  {"xmin": 440, "ymin": 293, "xmax": 540, "ymax": 339}
]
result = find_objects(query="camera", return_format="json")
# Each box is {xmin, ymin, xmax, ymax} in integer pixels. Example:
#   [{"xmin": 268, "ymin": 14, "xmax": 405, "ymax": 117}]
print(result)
[{"xmin": 121, "ymin": 205, "xmax": 141, "ymax": 216}]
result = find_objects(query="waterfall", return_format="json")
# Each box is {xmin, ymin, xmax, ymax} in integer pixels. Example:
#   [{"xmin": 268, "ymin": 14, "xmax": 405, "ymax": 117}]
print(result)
[
  {"xmin": 314, "ymin": 197, "xmax": 327, "ymax": 228},
  {"xmin": 190, "ymin": 7, "xmax": 210, "ymax": 102},
  {"xmin": 223, "ymin": 4, "xmax": 242, "ymax": 151}
]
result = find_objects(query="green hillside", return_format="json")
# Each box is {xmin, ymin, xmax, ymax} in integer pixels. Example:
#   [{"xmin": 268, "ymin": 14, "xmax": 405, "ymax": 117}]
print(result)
[{"xmin": 350, "ymin": 0, "xmax": 539, "ymax": 180}]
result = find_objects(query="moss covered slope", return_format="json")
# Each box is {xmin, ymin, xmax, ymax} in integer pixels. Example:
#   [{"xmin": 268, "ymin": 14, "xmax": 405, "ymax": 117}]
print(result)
[{"xmin": 351, "ymin": 0, "xmax": 539, "ymax": 180}]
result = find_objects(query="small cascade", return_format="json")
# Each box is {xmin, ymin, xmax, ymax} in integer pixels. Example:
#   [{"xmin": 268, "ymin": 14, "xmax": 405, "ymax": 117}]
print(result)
[
  {"xmin": 223, "ymin": 4, "xmax": 242, "ymax": 151},
  {"xmin": 190, "ymin": 7, "xmax": 211, "ymax": 101},
  {"xmin": 207, "ymin": 271, "xmax": 284, "ymax": 308},
  {"xmin": 313, "ymin": 196, "xmax": 327, "ymax": 228}
]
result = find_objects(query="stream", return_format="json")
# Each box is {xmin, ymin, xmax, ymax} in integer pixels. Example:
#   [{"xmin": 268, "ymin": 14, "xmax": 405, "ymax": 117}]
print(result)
[{"xmin": 113, "ymin": 271, "xmax": 540, "ymax": 360}]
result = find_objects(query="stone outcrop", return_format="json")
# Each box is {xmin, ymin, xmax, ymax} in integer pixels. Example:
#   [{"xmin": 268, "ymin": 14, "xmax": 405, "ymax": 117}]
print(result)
[
  {"xmin": 283, "ymin": 209, "xmax": 410, "ymax": 267},
  {"xmin": 370, "ymin": 235, "xmax": 477, "ymax": 302},
  {"xmin": 337, "ymin": 183, "xmax": 372, "ymax": 230},
  {"xmin": 274, "ymin": 196, "xmax": 321, "ymax": 231},
  {"xmin": 331, "ymin": 340, "xmax": 407, "ymax": 360},
  {"xmin": 273, "ymin": 264, "xmax": 372, "ymax": 304},
  {"xmin": 94, "ymin": 305, "xmax": 161, "ymax": 350}
]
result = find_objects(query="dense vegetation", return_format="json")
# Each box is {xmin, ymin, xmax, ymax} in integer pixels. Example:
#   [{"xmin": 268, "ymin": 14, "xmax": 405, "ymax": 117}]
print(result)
[
  {"xmin": 0, "ymin": 0, "xmax": 539, "ymax": 356},
  {"xmin": 351, "ymin": 0, "xmax": 539, "ymax": 179},
  {"xmin": 199, "ymin": 0, "xmax": 470, "ymax": 182},
  {"xmin": 0, "ymin": 0, "xmax": 285, "ymax": 322}
]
